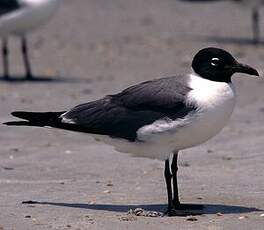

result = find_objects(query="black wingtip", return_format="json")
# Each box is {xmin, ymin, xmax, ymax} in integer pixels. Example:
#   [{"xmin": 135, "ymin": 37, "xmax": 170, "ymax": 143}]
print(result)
[
  {"xmin": 11, "ymin": 111, "xmax": 27, "ymax": 119},
  {"xmin": 3, "ymin": 121, "xmax": 32, "ymax": 126},
  {"xmin": 11, "ymin": 112, "xmax": 18, "ymax": 116},
  {"xmin": 3, "ymin": 112, "xmax": 33, "ymax": 126}
]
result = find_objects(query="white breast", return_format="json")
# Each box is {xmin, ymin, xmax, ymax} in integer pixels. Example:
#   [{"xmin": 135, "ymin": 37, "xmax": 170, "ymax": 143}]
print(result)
[{"xmin": 182, "ymin": 73, "xmax": 236, "ymax": 147}]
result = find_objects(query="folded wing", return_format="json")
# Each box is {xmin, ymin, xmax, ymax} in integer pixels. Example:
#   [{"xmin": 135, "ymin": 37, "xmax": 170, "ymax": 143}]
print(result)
[{"xmin": 62, "ymin": 76, "xmax": 196, "ymax": 141}]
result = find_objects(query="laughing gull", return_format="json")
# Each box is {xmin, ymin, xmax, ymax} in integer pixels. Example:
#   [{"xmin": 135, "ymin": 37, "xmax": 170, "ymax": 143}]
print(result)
[
  {"xmin": 180, "ymin": 0, "xmax": 264, "ymax": 44},
  {"xmin": 0, "ymin": 0, "xmax": 61, "ymax": 80},
  {"xmin": 5, "ymin": 47, "xmax": 259, "ymax": 215}
]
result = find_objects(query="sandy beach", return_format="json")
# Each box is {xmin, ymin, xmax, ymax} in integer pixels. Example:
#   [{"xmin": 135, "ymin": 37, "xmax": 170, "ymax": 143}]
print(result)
[{"xmin": 0, "ymin": 0, "xmax": 264, "ymax": 229}]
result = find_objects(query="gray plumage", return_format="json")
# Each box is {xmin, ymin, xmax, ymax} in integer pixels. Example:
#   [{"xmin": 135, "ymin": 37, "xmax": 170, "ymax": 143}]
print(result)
[
  {"xmin": 61, "ymin": 75, "xmax": 196, "ymax": 141},
  {"xmin": 9, "ymin": 75, "xmax": 196, "ymax": 141}
]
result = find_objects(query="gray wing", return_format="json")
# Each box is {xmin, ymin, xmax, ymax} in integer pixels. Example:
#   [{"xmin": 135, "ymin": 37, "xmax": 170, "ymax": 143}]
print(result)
[
  {"xmin": 112, "ymin": 75, "xmax": 192, "ymax": 113},
  {"xmin": 61, "ymin": 76, "xmax": 196, "ymax": 141},
  {"xmin": 0, "ymin": 0, "xmax": 21, "ymax": 16}
]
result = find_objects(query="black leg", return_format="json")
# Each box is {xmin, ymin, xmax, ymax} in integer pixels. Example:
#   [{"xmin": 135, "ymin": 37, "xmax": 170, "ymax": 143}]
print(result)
[
  {"xmin": 2, "ymin": 38, "xmax": 9, "ymax": 79},
  {"xmin": 171, "ymin": 152, "xmax": 180, "ymax": 207},
  {"xmin": 164, "ymin": 153, "xmax": 204, "ymax": 216},
  {"xmin": 164, "ymin": 159, "xmax": 173, "ymax": 214},
  {"xmin": 21, "ymin": 36, "xmax": 33, "ymax": 79},
  {"xmin": 252, "ymin": 7, "xmax": 260, "ymax": 44}
]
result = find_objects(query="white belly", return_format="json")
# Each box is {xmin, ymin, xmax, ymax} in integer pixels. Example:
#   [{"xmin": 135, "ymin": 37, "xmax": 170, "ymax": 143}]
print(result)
[{"xmin": 169, "ymin": 74, "xmax": 236, "ymax": 150}]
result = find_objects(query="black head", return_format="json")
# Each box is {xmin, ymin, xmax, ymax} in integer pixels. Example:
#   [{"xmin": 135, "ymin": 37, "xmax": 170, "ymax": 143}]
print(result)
[{"xmin": 192, "ymin": 47, "xmax": 259, "ymax": 83}]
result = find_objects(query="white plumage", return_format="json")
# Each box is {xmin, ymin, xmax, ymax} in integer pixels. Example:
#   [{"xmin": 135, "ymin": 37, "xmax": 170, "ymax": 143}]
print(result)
[
  {"xmin": 0, "ymin": 0, "xmax": 60, "ymax": 36},
  {"xmin": 0, "ymin": 0, "xmax": 61, "ymax": 79}
]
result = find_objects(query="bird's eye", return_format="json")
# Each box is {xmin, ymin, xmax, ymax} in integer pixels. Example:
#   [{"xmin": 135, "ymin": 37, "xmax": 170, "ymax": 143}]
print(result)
[{"xmin": 211, "ymin": 58, "xmax": 220, "ymax": 67}]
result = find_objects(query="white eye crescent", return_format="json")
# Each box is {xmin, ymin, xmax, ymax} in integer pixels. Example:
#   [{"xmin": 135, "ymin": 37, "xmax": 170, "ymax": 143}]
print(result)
[{"xmin": 211, "ymin": 58, "xmax": 220, "ymax": 66}]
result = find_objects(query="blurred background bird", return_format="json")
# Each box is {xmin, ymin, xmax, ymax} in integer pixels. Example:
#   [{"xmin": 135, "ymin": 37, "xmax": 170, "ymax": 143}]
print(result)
[
  {"xmin": 232, "ymin": 0, "xmax": 264, "ymax": 44},
  {"xmin": 180, "ymin": 0, "xmax": 264, "ymax": 44},
  {"xmin": 0, "ymin": 0, "xmax": 61, "ymax": 80}
]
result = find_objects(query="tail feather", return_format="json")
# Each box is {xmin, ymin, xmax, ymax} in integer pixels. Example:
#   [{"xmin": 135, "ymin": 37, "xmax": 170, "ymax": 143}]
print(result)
[{"xmin": 10, "ymin": 111, "xmax": 66, "ymax": 126}]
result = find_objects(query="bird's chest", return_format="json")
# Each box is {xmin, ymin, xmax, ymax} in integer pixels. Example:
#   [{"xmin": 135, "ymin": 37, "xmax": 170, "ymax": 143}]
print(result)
[
  {"xmin": 136, "ymin": 82, "xmax": 236, "ymax": 153},
  {"xmin": 176, "ymin": 80, "xmax": 236, "ymax": 148}
]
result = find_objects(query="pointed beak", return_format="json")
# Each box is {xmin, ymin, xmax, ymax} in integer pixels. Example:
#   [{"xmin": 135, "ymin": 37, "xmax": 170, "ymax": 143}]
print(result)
[{"xmin": 232, "ymin": 62, "xmax": 259, "ymax": 77}]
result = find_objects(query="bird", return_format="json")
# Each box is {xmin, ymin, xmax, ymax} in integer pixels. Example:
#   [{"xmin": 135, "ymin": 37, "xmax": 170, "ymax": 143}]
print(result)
[
  {"xmin": 5, "ymin": 47, "xmax": 259, "ymax": 215},
  {"xmin": 180, "ymin": 0, "xmax": 264, "ymax": 44},
  {"xmin": 0, "ymin": 0, "xmax": 61, "ymax": 80}
]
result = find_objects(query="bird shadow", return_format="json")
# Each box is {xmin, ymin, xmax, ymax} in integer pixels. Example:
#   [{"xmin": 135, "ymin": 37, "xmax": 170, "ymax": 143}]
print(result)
[
  {"xmin": 21, "ymin": 200, "xmax": 262, "ymax": 216},
  {"xmin": 194, "ymin": 35, "xmax": 264, "ymax": 46},
  {"xmin": 0, "ymin": 75, "xmax": 92, "ymax": 84}
]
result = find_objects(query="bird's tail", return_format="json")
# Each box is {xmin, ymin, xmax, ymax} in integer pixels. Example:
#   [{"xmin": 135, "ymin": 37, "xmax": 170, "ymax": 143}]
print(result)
[{"xmin": 4, "ymin": 111, "xmax": 66, "ymax": 126}]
